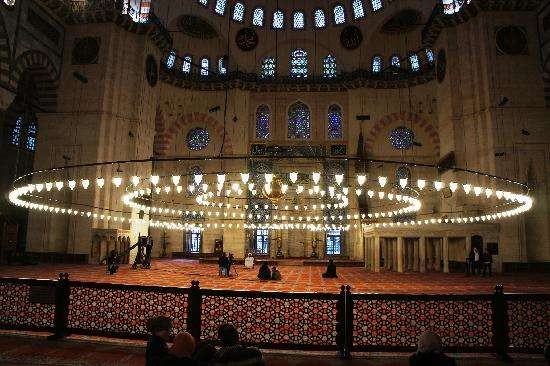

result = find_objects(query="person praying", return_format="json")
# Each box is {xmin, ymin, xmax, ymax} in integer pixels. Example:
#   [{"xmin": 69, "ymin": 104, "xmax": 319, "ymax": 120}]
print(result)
[
  {"xmin": 271, "ymin": 266, "xmax": 281, "ymax": 280},
  {"xmin": 257, "ymin": 262, "xmax": 271, "ymax": 280},
  {"xmin": 322, "ymin": 259, "xmax": 338, "ymax": 278}
]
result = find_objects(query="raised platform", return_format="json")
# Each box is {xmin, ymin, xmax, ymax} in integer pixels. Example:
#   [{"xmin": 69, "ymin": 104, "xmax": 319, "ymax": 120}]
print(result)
[{"xmin": 0, "ymin": 259, "xmax": 548, "ymax": 294}]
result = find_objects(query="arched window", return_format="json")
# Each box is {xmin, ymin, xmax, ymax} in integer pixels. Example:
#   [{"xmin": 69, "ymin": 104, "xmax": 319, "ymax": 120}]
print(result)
[
  {"xmin": 165, "ymin": 50, "xmax": 176, "ymax": 69},
  {"xmin": 252, "ymin": 7, "xmax": 264, "ymax": 27},
  {"xmin": 26, "ymin": 121, "xmax": 37, "ymax": 151},
  {"xmin": 198, "ymin": 0, "xmax": 208, "ymax": 6},
  {"xmin": 200, "ymin": 57, "xmax": 209, "ymax": 76},
  {"xmin": 214, "ymin": 0, "xmax": 226, "ymax": 15},
  {"xmin": 232, "ymin": 2, "xmax": 244, "ymax": 22},
  {"xmin": 260, "ymin": 57, "xmax": 276, "ymax": 78},
  {"xmin": 218, "ymin": 56, "xmax": 227, "ymax": 74},
  {"xmin": 288, "ymin": 101, "xmax": 311, "ymax": 139},
  {"xmin": 182, "ymin": 55, "xmax": 192, "ymax": 73},
  {"xmin": 314, "ymin": 9, "xmax": 326, "ymax": 28},
  {"xmin": 322, "ymin": 54, "xmax": 337, "ymax": 78},
  {"xmin": 292, "ymin": 11, "xmax": 305, "ymax": 29},
  {"xmin": 352, "ymin": 0, "xmax": 365, "ymax": 19},
  {"xmin": 326, "ymin": 229, "xmax": 342, "ymax": 255},
  {"xmin": 186, "ymin": 227, "xmax": 202, "ymax": 253},
  {"xmin": 254, "ymin": 229, "xmax": 270, "ymax": 254},
  {"xmin": 328, "ymin": 104, "xmax": 343, "ymax": 140},
  {"xmin": 371, "ymin": 0, "xmax": 382, "ymax": 11},
  {"xmin": 3, "ymin": 0, "xmax": 16, "ymax": 6},
  {"xmin": 372, "ymin": 55, "xmax": 383, "ymax": 73},
  {"xmin": 272, "ymin": 10, "xmax": 284, "ymax": 29},
  {"xmin": 426, "ymin": 49, "xmax": 435, "ymax": 64},
  {"xmin": 10, "ymin": 117, "xmax": 22, "ymax": 146},
  {"xmin": 290, "ymin": 49, "xmax": 308, "ymax": 78},
  {"xmin": 255, "ymin": 105, "xmax": 270, "ymax": 139},
  {"xmin": 390, "ymin": 55, "xmax": 401, "ymax": 68},
  {"xmin": 333, "ymin": 4, "xmax": 346, "ymax": 24},
  {"xmin": 409, "ymin": 53, "xmax": 420, "ymax": 72}
]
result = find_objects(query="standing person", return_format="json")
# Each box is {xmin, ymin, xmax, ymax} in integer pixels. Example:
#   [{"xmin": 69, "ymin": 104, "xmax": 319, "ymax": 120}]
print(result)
[
  {"xmin": 218, "ymin": 252, "xmax": 228, "ymax": 277},
  {"xmin": 271, "ymin": 266, "xmax": 281, "ymax": 280},
  {"xmin": 160, "ymin": 332, "xmax": 198, "ymax": 366},
  {"xmin": 473, "ymin": 247, "xmax": 481, "ymax": 275},
  {"xmin": 467, "ymin": 249, "xmax": 475, "ymax": 276},
  {"xmin": 244, "ymin": 253, "xmax": 255, "ymax": 269},
  {"xmin": 226, "ymin": 253, "xmax": 234, "ymax": 277},
  {"xmin": 322, "ymin": 259, "xmax": 338, "ymax": 278},
  {"xmin": 482, "ymin": 250, "xmax": 493, "ymax": 277},
  {"xmin": 146, "ymin": 316, "xmax": 172, "ymax": 366},
  {"xmin": 257, "ymin": 262, "xmax": 271, "ymax": 280}
]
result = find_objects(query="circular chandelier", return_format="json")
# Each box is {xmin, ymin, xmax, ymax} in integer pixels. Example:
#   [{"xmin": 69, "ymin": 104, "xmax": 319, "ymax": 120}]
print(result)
[{"xmin": 8, "ymin": 156, "xmax": 533, "ymax": 233}]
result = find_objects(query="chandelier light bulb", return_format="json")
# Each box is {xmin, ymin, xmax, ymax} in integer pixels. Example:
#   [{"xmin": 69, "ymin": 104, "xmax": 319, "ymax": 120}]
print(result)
[
  {"xmin": 355, "ymin": 189, "xmax": 362, "ymax": 196},
  {"xmin": 296, "ymin": 185, "xmax": 304, "ymax": 194},
  {"xmin": 367, "ymin": 190, "xmax": 374, "ymax": 198},
  {"xmin": 313, "ymin": 185, "xmax": 320, "ymax": 194},
  {"xmin": 202, "ymin": 183, "xmax": 208, "ymax": 192},
  {"xmin": 399, "ymin": 178, "xmax": 408, "ymax": 189},
  {"xmin": 343, "ymin": 187, "xmax": 349, "ymax": 195},
  {"xmin": 231, "ymin": 182, "xmax": 240, "ymax": 192},
  {"xmin": 248, "ymin": 183, "xmax": 255, "ymax": 191},
  {"xmin": 171, "ymin": 175, "xmax": 180, "ymax": 186},
  {"xmin": 496, "ymin": 190, "xmax": 503, "ymax": 199},
  {"xmin": 378, "ymin": 191, "xmax": 385, "ymax": 199},
  {"xmin": 240, "ymin": 173, "xmax": 250, "ymax": 184},
  {"xmin": 281, "ymin": 184, "xmax": 288, "ymax": 194},
  {"xmin": 312, "ymin": 172, "xmax": 321, "ymax": 184},
  {"xmin": 335, "ymin": 174, "xmax": 344, "ymax": 185},
  {"xmin": 36, "ymin": 183, "xmax": 44, "ymax": 192},
  {"xmin": 289, "ymin": 172, "xmax": 298, "ymax": 184},
  {"xmin": 378, "ymin": 176, "xmax": 387, "ymax": 188},
  {"xmin": 485, "ymin": 188, "xmax": 493, "ymax": 198},
  {"xmin": 150, "ymin": 175, "xmax": 159, "ymax": 186},
  {"xmin": 176, "ymin": 186, "xmax": 183, "ymax": 193},
  {"xmin": 68, "ymin": 180, "xmax": 76, "ymax": 190},
  {"xmin": 55, "ymin": 181, "xmax": 64, "ymax": 191},
  {"xmin": 188, "ymin": 185, "xmax": 195, "ymax": 193},
  {"xmin": 449, "ymin": 182, "xmax": 458, "ymax": 192},
  {"xmin": 463, "ymin": 184, "xmax": 472, "ymax": 194},
  {"xmin": 112, "ymin": 177, "xmax": 122, "ymax": 188},
  {"xmin": 164, "ymin": 186, "xmax": 171, "ymax": 193},
  {"xmin": 217, "ymin": 174, "xmax": 225, "ymax": 185},
  {"xmin": 434, "ymin": 181, "xmax": 444, "ymax": 191},
  {"xmin": 417, "ymin": 179, "xmax": 426, "ymax": 190},
  {"xmin": 357, "ymin": 175, "xmax": 366, "ymax": 186},
  {"xmin": 264, "ymin": 183, "xmax": 272, "ymax": 195},
  {"xmin": 264, "ymin": 173, "xmax": 274, "ymax": 183},
  {"xmin": 131, "ymin": 176, "xmax": 140, "ymax": 186},
  {"xmin": 328, "ymin": 186, "xmax": 335, "ymax": 197},
  {"xmin": 474, "ymin": 186, "xmax": 482, "ymax": 196}
]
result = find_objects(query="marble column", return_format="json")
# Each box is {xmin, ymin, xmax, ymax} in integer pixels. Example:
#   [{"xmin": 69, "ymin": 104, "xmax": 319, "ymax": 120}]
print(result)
[
  {"xmin": 413, "ymin": 239, "xmax": 419, "ymax": 271},
  {"xmin": 419, "ymin": 236, "xmax": 426, "ymax": 273},
  {"xmin": 443, "ymin": 236, "xmax": 450, "ymax": 273},
  {"xmin": 397, "ymin": 237, "xmax": 404, "ymax": 273},
  {"xmin": 373, "ymin": 236, "xmax": 380, "ymax": 272},
  {"xmin": 392, "ymin": 239, "xmax": 397, "ymax": 271},
  {"xmin": 383, "ymin": 239, "xmax": 388, "ymax": 269},
  {"xmin": 386, "ymin": 239, "xmax": 392, "ymax": 270},
  {"xmin": 434, "ymin": 238, "xmax": 442, "ymax": 271},
  {"xmin": 407, "ymin": 240, "xmax": 414, "ymax": 271}
]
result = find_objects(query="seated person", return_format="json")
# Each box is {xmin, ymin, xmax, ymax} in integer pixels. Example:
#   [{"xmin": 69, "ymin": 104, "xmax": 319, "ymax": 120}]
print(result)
[
  {"xmin": 146, "ymin": 316, "xmax": 172, "ymax": 366},
  {"xmin": 322, "ymin": 259, "xmax": 338, "ymax": 278},
  {"xmin": 106, "ymin": 250, "xmax": 120, "ymax": 275},
  {"xmin": 244, "ymin": 253, "xmax": 255, "ymax": 269},
  {"xmin": 271, "ymin": 266, "xmax": 281, "ymax": 281},
  {"xmin": 257, "ymin": 262, "xmax": 271, "ymax": 280},
  {"xmin": 160, "ymin": 332, "xmax": 198, "ymax": 366},
  {"xmin": 214, "ymin": 324, "xmax": 263, "ymax": 366},
  {"xmin": 409, "ymin": 331, "xmax": 456, "ymax": 366}
]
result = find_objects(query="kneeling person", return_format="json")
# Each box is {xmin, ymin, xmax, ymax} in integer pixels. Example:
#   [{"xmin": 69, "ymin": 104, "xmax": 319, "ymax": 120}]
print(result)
[{"xmin": 322, "ymin": 259, "xmax": 338, "ymax": 278}]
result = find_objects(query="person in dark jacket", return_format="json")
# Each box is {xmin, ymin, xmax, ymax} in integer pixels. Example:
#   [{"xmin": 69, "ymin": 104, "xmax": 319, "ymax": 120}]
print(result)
[
  {"xmin": 214, "ymin": 324, "xmax": 264, "ymax": 366},
  {"xmin": 409, "ymin": 331, "xmax": 456, "ymax": 366},
  {"xmin": 322, "ymin": 259, "xmax": 338, "ymax": 278},
  {"xmin": 146, "ymin": 316, "xmax": 172, "ymax": 366},
  {"xmin": 160, "ymin": 332, "xmax": 198, "ymax": 366},
  {"xmin": 271, "ymin": 266, "xmax": 281, "ymax": 280},
  {"xmin": 257, "ymin": 262, "xmax": 271, "ymax": 280},
  {"xmin": 219, "ymin": 253, "xmax": 228, "ymax": 277},
  {"xmin": 482, "ymin": 250, "xmax": 493, "ymax": 277}
]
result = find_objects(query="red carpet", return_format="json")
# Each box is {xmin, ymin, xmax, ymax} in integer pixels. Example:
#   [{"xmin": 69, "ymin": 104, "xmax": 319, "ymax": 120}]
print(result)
[{"xmin": 0, "ymin": 259, "xmax": 548, "ymax": 294}]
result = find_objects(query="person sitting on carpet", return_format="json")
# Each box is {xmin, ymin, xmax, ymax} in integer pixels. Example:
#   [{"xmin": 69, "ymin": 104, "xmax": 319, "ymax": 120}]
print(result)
[
  {"xmin": 244, "ymin": 253, "xmax": 254, "ymax": 269},
  {"xmin": 214, "ymin": 324, "xmax": 264, "ymax": 366},
  {"xmin": 160, "ymin": 332, "xmax": 198, "ymax": 366},
  {"xmin": 257, "ymin": 262, "xmax": 271, "ymax": 280},
  {"xmin": 322, "ymin": 259, "xmax": 338, "ymax": 278},
  {"xmin": 271, "ymin": 266, "xmax": 281, "ymax": 281},
  {"xmin": 409, "ymin": 331, "xmax": 456, "ymax": 366},
  {"xmin": 146, "ymin": 316, "xmax": 172, "ymax": 366}
]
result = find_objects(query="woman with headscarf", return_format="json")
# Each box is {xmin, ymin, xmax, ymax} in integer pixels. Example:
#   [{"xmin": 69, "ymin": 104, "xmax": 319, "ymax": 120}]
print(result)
[{"xmin": 409, "ymin": 331, "xmax": 456, "ymax": 366}]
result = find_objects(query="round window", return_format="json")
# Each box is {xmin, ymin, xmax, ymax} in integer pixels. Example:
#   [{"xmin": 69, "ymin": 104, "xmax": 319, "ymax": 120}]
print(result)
[{"xmin": 186, "ymin": 128, "xmax": 210, "ymax": 151}]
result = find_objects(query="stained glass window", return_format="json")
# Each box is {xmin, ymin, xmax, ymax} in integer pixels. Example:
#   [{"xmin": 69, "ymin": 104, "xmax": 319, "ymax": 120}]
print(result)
[
  {"xmin": 326, "ymin": 229, "xmax": 342, "ymax": 255},
  {"xmin": 26, "ymin": 122, "xmax": 37, "ymax": 151},
  {"xmin": 314, "ymin": 9, "xmax": 326, "ymax": 28},
  {"xmin": 322, "ymin": 54, "xmax": 337, "ymax": 78},
  {"xmin": 200, "ymin": 57, "xmax": 209, "ymax": 76},
  {"xmin": 293, "ymin": 11, "xmax": 305, "ymax": 29},
  {"xmin": 442, "ymin": 0, "xmax": 471, "ymax": 15},
  {"xmin": 11, "ymin": 117, "xmax": 22, "ymax": 146},
  {"xmin": 256, "ymin": 105, "xmax": 270, "ymax": 139},
  {"xmin": 273, "ymin": 10, "xmax": 284, "ymax": 29},
  {"xmin": 288, "ymin": 101, "xmax": 311, "ymax": 139},
  {"xmin": 352, "ymin": 0, "xmax": 365, "ymax": 19},
  {"xmin": 372, "ymin": 55, "xmax": 383, "ymax": 73},
  {"xmin": 290, "ymin": 49, "xmax": 308, "ymax": 78},
  {"xmin": 333, "ymin": 5, "xmax": 346, "ymax": 24},
  {"xmin": 214, "ymin": 0, "xmax": 226, "ymax": 15},
  {"xmin": 390, "ymin": 55, "xmax": 401, "ymax": 68},
  {"xmin": 409, "ymin": 53, "xmax": 420, "ymax": 71},
  {"xmin": 232, "ymin": 2, "xmax": 244, "ymax": 22},
  {"xmin": 390, "ymin": 126, "xmax": 414, "ymax": 150},
  {"xmin": 182, "ymin": 55, "xmax": 192, "ymax": 73},
  {"xmin": 371, "ymin": 0, "xmax": 382, "ymax": 11},
  {"xmin": 187, "ymin": 227, "xmax": 202, "ymax": 253},
  {"xmin": 328, "ymin": 104, "xmax": 343, "ymax": 140},
  {"xmin": 166, "ymin": 50, "xmax": 176, "ymax": 69},
  {"xmin": 255, "ymin": 229, "xmax": 269, "ymax": 254},
  {"xmin": 252, "ymin": 7, "xmax": 264, "ymax": 27},
  {"xmin": 3, "ymin": 0, "xmax": 16, "ymax": 5},
  {"xmin": 426, "ymin": 48, "xmax": 435, "ymax": 64},
  {"xmin": 187, "ymin": 128, "xmax": 210, "ymax": 150},
  {"xmin": 218, "ymin": 57, "xmax": 227, "ymax": 74},
  {"xmin": 198, "ymin": 0, "xmax": 208, "ymax": 6},
  {"xmin": 260, "ymin": 57, "xmax": 276, "ymax": 78}
]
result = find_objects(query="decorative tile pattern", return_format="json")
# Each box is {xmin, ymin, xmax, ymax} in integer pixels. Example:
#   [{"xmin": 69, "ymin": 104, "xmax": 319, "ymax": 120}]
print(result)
[
  {"xmin": 0, "ymin": 283, "xmax": 54, "ymax": 329},
  {"xmin": 353, "ymin": 299, "xmax": 493, "ymax": 348},
  {"xmin": 201, "ymin": 295, "xmax": 337, "ymax": 346},
  {"xmin": 508, "ymin": 299, "xmax": 550, "ymax": 350},
  {"xmin": 68, "ymin": 286, "xmax": 187, "ymax": 335}
]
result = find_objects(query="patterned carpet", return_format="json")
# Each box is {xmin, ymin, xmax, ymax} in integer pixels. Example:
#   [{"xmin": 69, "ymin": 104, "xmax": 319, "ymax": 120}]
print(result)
[
  {"xmin": 0, "ymin": 259, "xmax": 549, "ymax": 294},
  {"xmin": 0, "ymin": 334, "xmax": 546, "ymax": 366}
]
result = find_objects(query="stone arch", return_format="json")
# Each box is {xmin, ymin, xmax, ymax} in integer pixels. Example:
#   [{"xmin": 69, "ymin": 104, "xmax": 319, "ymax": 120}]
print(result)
[
  {"xmin": 0, "ymin": 12, "xmax": 10, "ymax": 85},
  {"xmin": 153, "ymin": 111, "xmax": 234, "ymax": 156},
  {"xmin": 10, "ymin": 50, "xmax": 59, "ymax": 112},
  {"xmin": 364, "ymin": 111, "xmax": 440, "ymax": 156}
]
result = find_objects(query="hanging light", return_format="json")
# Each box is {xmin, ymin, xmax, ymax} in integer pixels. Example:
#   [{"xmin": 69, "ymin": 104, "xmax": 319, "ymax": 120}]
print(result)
[
  {"xmin": 68, "ymin": 180, "xmax": 76, "ymax": 190},
  {"xmin": 265, "ymin": 173, "xmax": 274, "ymax": 183},
  {"xmin": 357, "ymin": 175, "xmax": 366, "ymax": 186},
  {"xmin": 202, "ymin": 183, "xmax": 208, "ymax": 192},
  {"xmin": 151, "ymin": 175, "xmax": 160, "ymax": 186},
  {"xmin": 463, "ymin": 184, "xmax": 472, "ymax": 194},
  {"xmin": 164, "ymin": 186, "xmax": 171, "ymax": 193},
  {"xmin": 449, "ymin": 182, "xmax": 458, "ymax": 192},
  {"xmin": 312, "ymin": 172, "xmax": 321, "ymax": 184},
  {"xmin": 474, "ymin": 186, "xmax": 482, "ymax": 196},
  {"xmin": 417, "ymin": 179, "xmax": 426, "ymax": 190},
  {"xmin": 289, "ymin": 172, "xmax": 298, "ymax": 184},
  {"xmin": 248, "ymin": 182, "xmax": 255, "ymax": 191},
  {"xmin": 231, "ymin": 182, "xmax": 240, "ymax": 192},
  {"xmin": 240, "ymin": 173, "xmax": 250, "ymax": 184},
  {"xmin": 296, "ymin": 185, "xmax": 304, "ymax": 194},
  {"xmin": 112, "ymin": 177, "xmax": 122, "ymax": 188},
  {"xmin": 55, "ymin": 181, "xmax": 64, "ymax": 191},
  {"xmin": 496, "ymin": 190, "xmax": 503, "ymax": 199},
  {"xmin": 343, "ymin": 187, "xmax": 349, "ymax": 195},
  {"xmin": 264, "ymin": 183, "xmax": 272, "ymax": 195},
  {"xmin": 217, "ymin": 174, "xmax": 226, "ymax": 185},
  {"xmin": 378, "ymin": 191, "xmax": 385, "ymax": 199},
  {"xmin": 176, "ymin": 185, "xmax": 183, "ymax": 193},
  {"xmin": 485, "ymin": 188, "xmax": 493, "ymax": 198},
  {"xmin": 399, "ymin": 178, "xmax": 408, "ymax": 189},
  {"xmin": 171, "ymin": 175, "xmax": 180, "ymax": 186},
  {"xmin": 335, "ymin": 174, "xmax": 344, "ymax": 185},
  {"xmin": 355, "ymin": 189, "xmax": 362, "ymax": 196},
  {"xmin": 434, "ymin": 181, "xmax": 444, "ymax": 191},
  {"xmin": 131, "ymin": 176, "xmax": 140, "ymax": 186},
  {"xmin": 378, "ymin": 176, "xmax": 387, "ymax": 187},
  {"xmin": 36, "ymin": 183, "xmax": 44, "ymax": 192},
  {"xmin": 281, "ymin": 184, "xmax": 288, "ymax": 194},
  {"xmin": 367, "ymin": 190, "xmax": 374, "ymax": 198}
]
